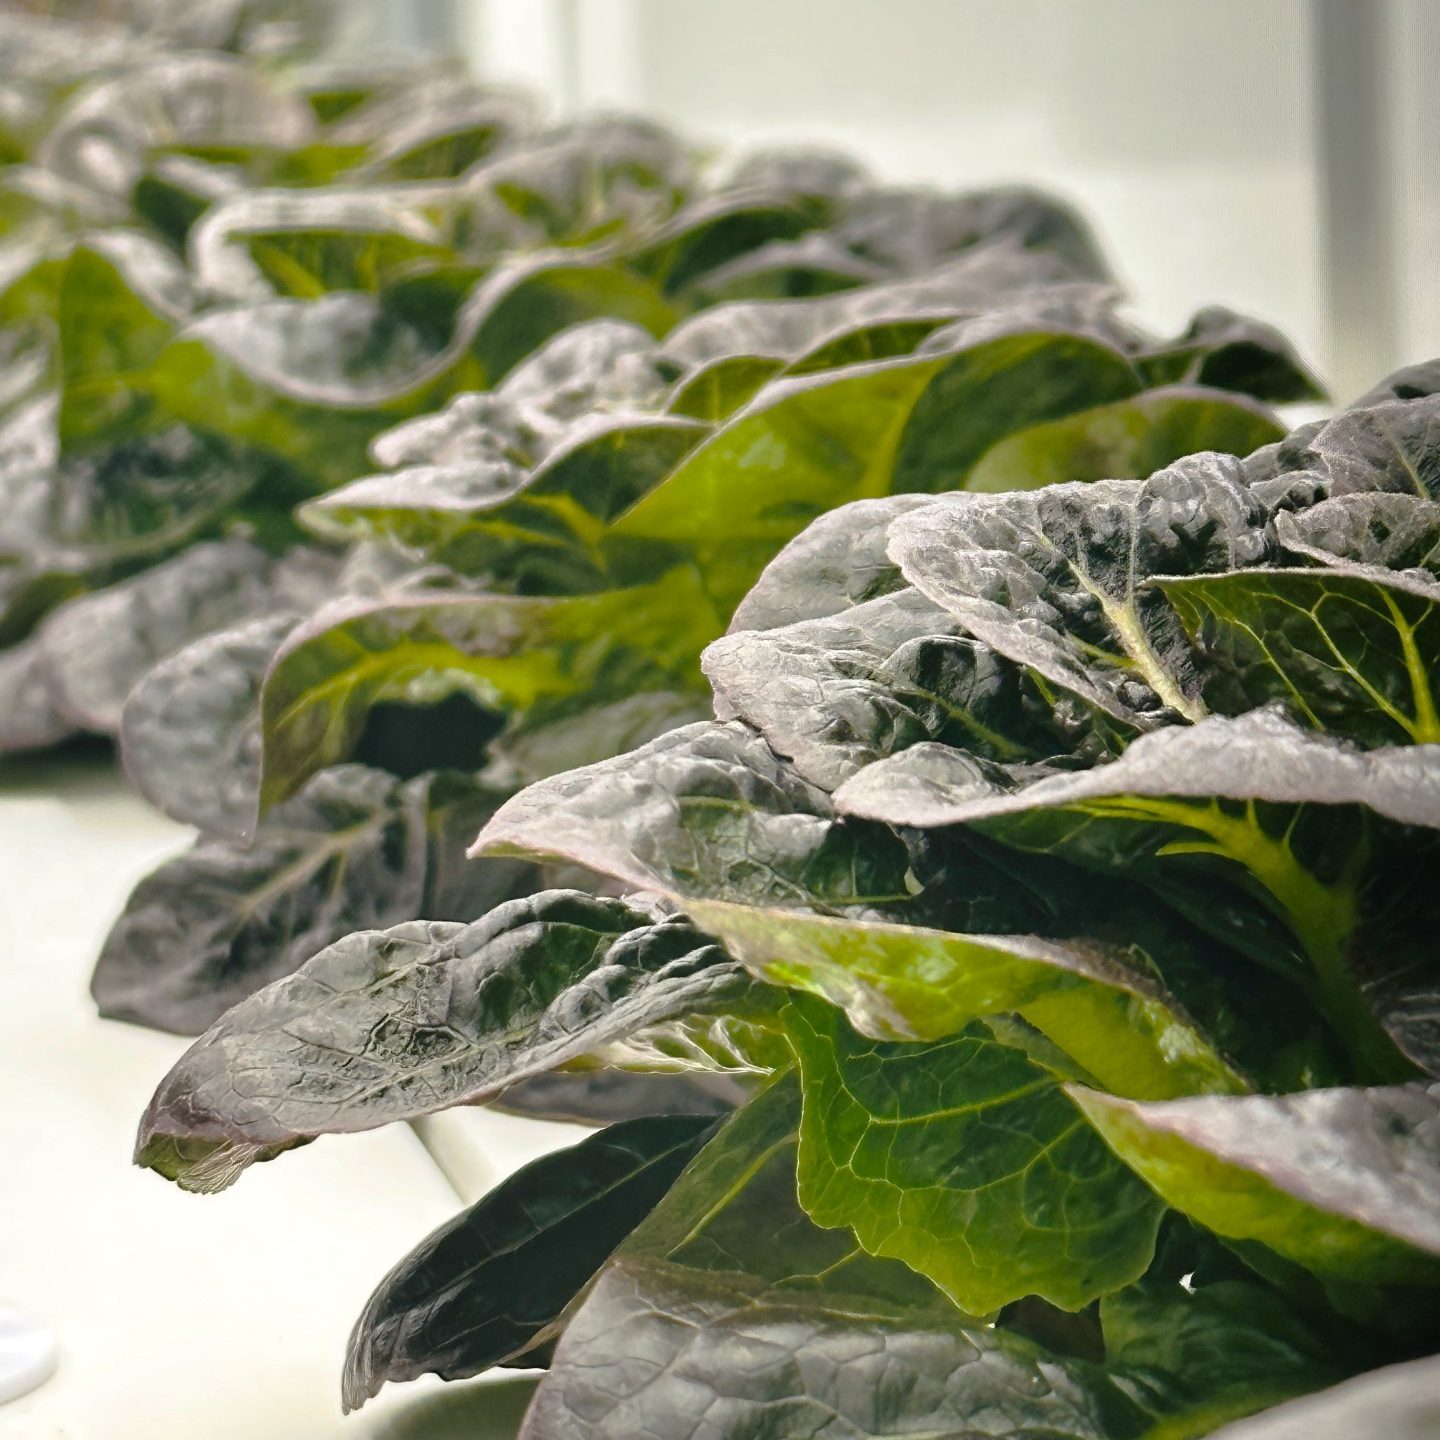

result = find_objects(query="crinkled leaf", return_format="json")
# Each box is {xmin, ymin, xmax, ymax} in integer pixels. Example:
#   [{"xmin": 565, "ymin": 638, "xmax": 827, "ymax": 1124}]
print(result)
[
  {"xmin": 834, "ymin": 709, "xmax": 1440, "ymax": 839},
  {"xmin": 1245, "ymin": 392, "xmax": 1440, "ymax": 512},
  {"xmin": 1071, "ymin": 1082, "xmax": 1440, "ymax": 1286},
  {"xmin": 475, "ymin": 718, "xmax": 1094, "ymax": 952},
  {"xmin": 134, "ymin": 891, "xmax": 746, "ymax": 1190},
  {"xmin": 342, "ymin": 1114, "xmax": 716, "ymax": 1411},
  {"xmin": 527, "ymin": 1254, "xmax": 1142, "ymax": 1439},
  {"xmin": 1319, "ymin": 396, "xmax": 1440, "ymax": 500},
  {"xmin": 94, "ymin": 765, "xmax": 537, "ymax": 1035},
  {"xmin": 706, "ymin": 586, "xmax": 1123, "ymax": 791},
  {"xmin": 475, "ymin": 719, "xmax": 913, "ymax": 907},
  {"xmin": 786, "ymin": 998, "xmax": 1165, "ymax": 1313},
  {"xmin": 1278, "ymin": 492, "xmax": 1440, "ymax": 581},
  {"xmin": 888, "ymin": 455, "xmax": 1272, "ymax": 726}
]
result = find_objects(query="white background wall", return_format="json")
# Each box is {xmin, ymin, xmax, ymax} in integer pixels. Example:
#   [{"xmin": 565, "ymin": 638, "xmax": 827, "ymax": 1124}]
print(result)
[{"xmin": 370, "ymin": 0, "xmax": 1438, "ymax": 404}]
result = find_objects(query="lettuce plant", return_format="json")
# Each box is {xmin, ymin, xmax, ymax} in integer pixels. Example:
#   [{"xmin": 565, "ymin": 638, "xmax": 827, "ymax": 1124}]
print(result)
[
  {"xmin": 44, "ymin": 138, "xmax": 1311, "ymax": 1031},
  {"xmin": 2, "ymin": 9, "xmax": 1299, "ymax": 1034},
  {"xmin": 25, "ymin": 14, "xmax": 1438, "ymax": 1435},
  {"xmin": 134, "ymin": 365, "xmax": 1440, "ymax": 1437},
  {"xmin": 2, "ymin": 8, "xmax": 1317, "ymax": 1035}
]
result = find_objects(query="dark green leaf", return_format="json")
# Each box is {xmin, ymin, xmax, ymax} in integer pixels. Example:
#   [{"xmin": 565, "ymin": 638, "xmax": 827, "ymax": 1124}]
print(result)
[
  {"xmin": 23, "ymin": 424, "xmax": 273, "ymax": 566},
  {"xmin": 628, "ymin": 190, "xmax": 821, "ymax": 294},
  {"xmin": 484, "ymin": 690, "xmax": 708, "ymax": 788},
  {"xmin": 725, "ymin": 493, "xmax": 933, "ymax": 632},
  {"xmin": 93, "ymin": 766, "xmax": 537, "ymax": 1034},
  {"xmin": 494, "ymin": 1070, "xmax": 745, "ymax": 1126},
  {"xmin": 964, "ymin": 385, "xmax": 1283, "ymax": 494},
  {"xmin": 475, "ymin": 719, "xmax": 913, "ymax": 908},
  {"xmin": 37, "ymin": 539, "xmax": 273, "ymax": 734},
  {"xmin": 1100, "ymin": 1266, "xmax": 1350, "ymax": 1432},
  {"xmin": 686, "ymin": 233, "xmax": 883, "ymax": 304},
  {"xmin": 1161, "ymin": 564, "xmax": 1440, "ymax": 747},
  {"xmin": 838, "ymin": 187, "xmax": 1112, "ymax": 281},
  {"xmin": 1278, "ymin": 493, "xmax": 1440, "ymax": 581},
  {"xmin": 1135, "ymin": 306, "xmax": 1325, "ymax": 403},
  {"xmin": 706, "ymin": 585, "xmax": 1122, "ymax": 791},
  {"xmin": 342, "ymin": 1114, "xmax": 716, "ymax": 1410},
  {"xmin": 834, "ymin": 710, "xmax": 1440, "ymax": 841},
  {"xmin": 0, "ymin": 632, "xmax": 74, "ymax": 752},
  {"xmin": 523, "ymin": 1077, "xmax": 1148, "ymax": 1440}
]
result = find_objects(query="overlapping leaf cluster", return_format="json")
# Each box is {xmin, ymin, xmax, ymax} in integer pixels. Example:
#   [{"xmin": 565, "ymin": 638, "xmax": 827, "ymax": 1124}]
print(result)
[
  {"xmin": 23, "ymin": 9, "xmax": 1438, "ymax": 1438},
  {"xmin": 134, "ymin": 342, "xmax": 1440, "ymax": 1439},
  {"xmin": 1, "ymin": 10, "xmax": 1317, "ymax": 1037}
]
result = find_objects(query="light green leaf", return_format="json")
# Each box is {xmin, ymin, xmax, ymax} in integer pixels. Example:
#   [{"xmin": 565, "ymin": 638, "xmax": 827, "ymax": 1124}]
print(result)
[
  {"xmin": 1072, "ymin": 1082, "xmax": 1440, "ymax": 1287},
  {"xmin": 688, "ymin": 899, "xmax": 1244, "ymax": 1099},
  {"xmin": 787, "ymin": 999, "xmax": 1165, "ymax": 1312},
  {"xmin": 258, "ymin": 566, "xmax": 719, "ymax": 811}
]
